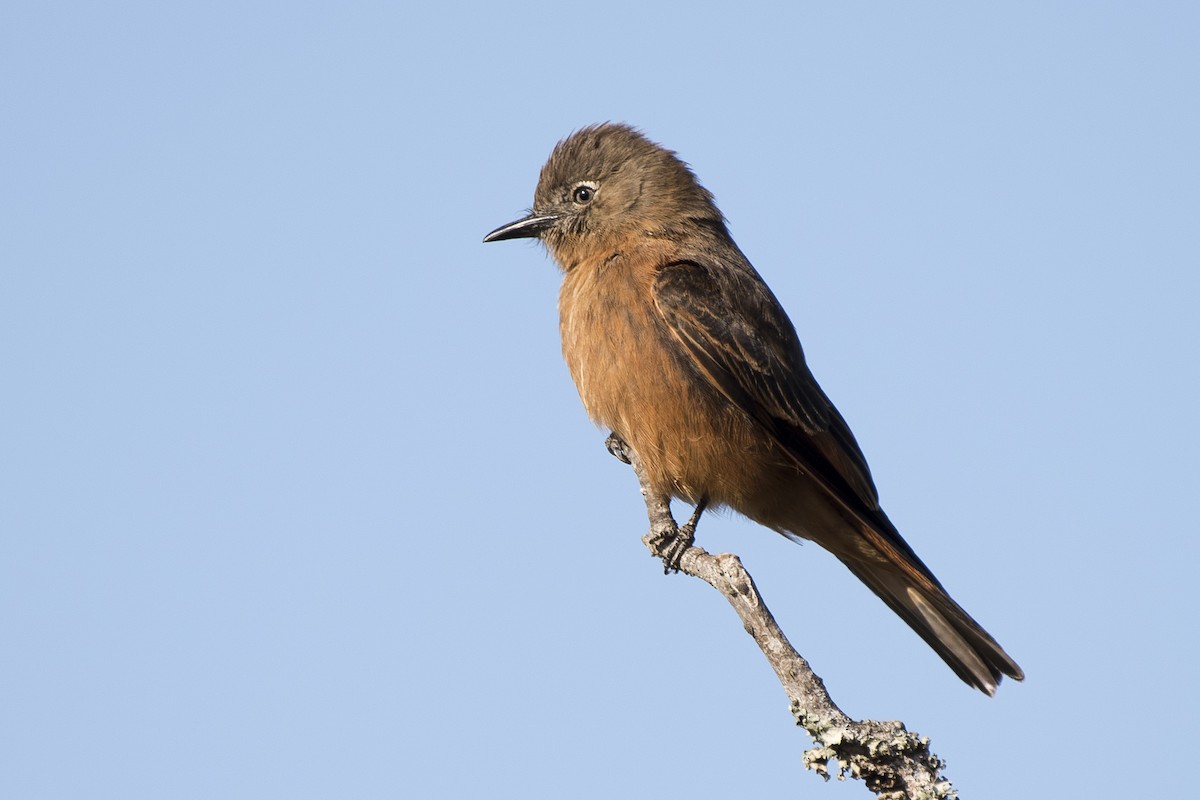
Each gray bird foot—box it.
[649,498,707,574]
[604,432,631,464]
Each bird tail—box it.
[836,555,1024,695]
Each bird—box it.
[483,123,1023,695]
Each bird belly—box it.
[559,260,821,532]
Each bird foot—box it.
[604,432,631,464]
[647,498,707,574]
[648,522,695,574]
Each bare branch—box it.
[620,441,957,800]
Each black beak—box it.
[483,212,559,243]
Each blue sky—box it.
[3,3,1198,798]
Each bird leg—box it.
[604,433,705,573]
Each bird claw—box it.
[648,498,707,574]
[604,432,632,464]
[648,521,696,574]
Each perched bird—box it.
[484,123,1022,695]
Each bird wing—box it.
[653,256,1023,691]
[652,256,885,525]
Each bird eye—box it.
[572,184,595,204]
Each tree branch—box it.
[619,441,956,800]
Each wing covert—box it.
[652,258,882,516]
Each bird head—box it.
[483,123,725,269]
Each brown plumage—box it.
[484,123,1023,695]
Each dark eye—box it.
[572,185,594,204]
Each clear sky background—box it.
[3,3,1198,798]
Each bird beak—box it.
[483,212,559,243]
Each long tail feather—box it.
[837,556,1024,695]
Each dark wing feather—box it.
[653,255,946,584]
[653,256,1024,691]
[653,257,882,516]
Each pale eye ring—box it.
[572,183,596,204]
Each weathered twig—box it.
[618,440,956,800]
